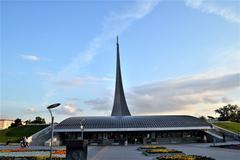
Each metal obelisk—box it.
[111,36,131,116]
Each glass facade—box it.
[58,130,206,145]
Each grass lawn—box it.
[213,121,240,133]
[0,125,49,143]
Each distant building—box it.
[55,37,211,145]
[0,119,14,130]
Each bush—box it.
[9,118,22,128]
[156,155,215,160]
[137,146,166,151]
[144,149,183,154]
[30,117,46,124]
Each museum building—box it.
[54,38,211,145]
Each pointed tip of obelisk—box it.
[111,36,131,116]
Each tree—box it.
[25,120,31,125]
[215,104,240,122]
[236,110,240,122]
[9,118,22,128]
[207,116,215,119]
[230,109,240,122]
[199,116,207,121]
[30,116,46,124]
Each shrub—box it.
[145,149,183,154]
[156,155,215,160]
[137,146,166,150]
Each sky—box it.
[1,0,240,123]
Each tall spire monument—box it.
[111,36,131,116]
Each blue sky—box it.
[1,0,240,123]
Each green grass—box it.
[213,121,240,133]
[0,125,49,143]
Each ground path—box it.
[87,142,240,160]
[1,142,240,160]
[88,146,152,160]
[163,142,240,160]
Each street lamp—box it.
[80,119,84,139]
[47,103,60,160]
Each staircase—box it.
[205,129,223,142]
[213,124,240,141]
[205,125,239,142]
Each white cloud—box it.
[56,0,160,80]
[63,105,76,114]
[52,76,112,89]
[221,97,232,103]
[36,69,113,89]
[185,0,240,23]
[53,46,240,117]
[208,47,240,74]
[88,73,240,117]
[84,97,112,111]
[56,103,82,115]
[20,54,40,61]
[40,0,160,104]
[41,0,240,117]
[54,78,83,89]
[26,107,37,114]
[129,73,239,113]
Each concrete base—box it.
[66,139,88,160]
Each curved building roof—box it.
[55,115,211,132]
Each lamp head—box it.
[47,103,61,109]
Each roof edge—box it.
[55,126,212,132]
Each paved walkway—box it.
[88,146,152,160]
[87,143,240,160]
[163,142,240,160]
[1,142,240,160]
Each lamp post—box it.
[47,103,61,160]
[80,119,84,139]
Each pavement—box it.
[0,142,240,160]
[163,142,240,160]
[88,146,152,160]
